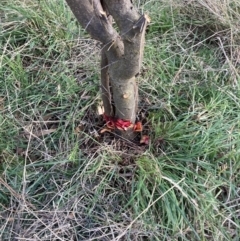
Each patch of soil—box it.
[75,107,150,160]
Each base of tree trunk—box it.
[114,128,138,141]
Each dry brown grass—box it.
[1,0,240,240]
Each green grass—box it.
[1,0,240,240]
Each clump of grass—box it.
[1,0,240,240]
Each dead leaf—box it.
[134,122,143,132]
[140,135,150,145]
[75,121,87,134]
[100,127,113,134]
[0,97,4,111]
[80,90,91,100]
[67,212,75,220]
[36,129,56,137]
[23,125,56,138]
[75,126,82,134]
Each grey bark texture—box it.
[65,0,148,139]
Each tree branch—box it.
[103,0,148,78]
[65,0,118,44]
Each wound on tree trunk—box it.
[65,0,148,140]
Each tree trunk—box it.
[65,0,148,140]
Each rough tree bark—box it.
[65,0,148,140]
